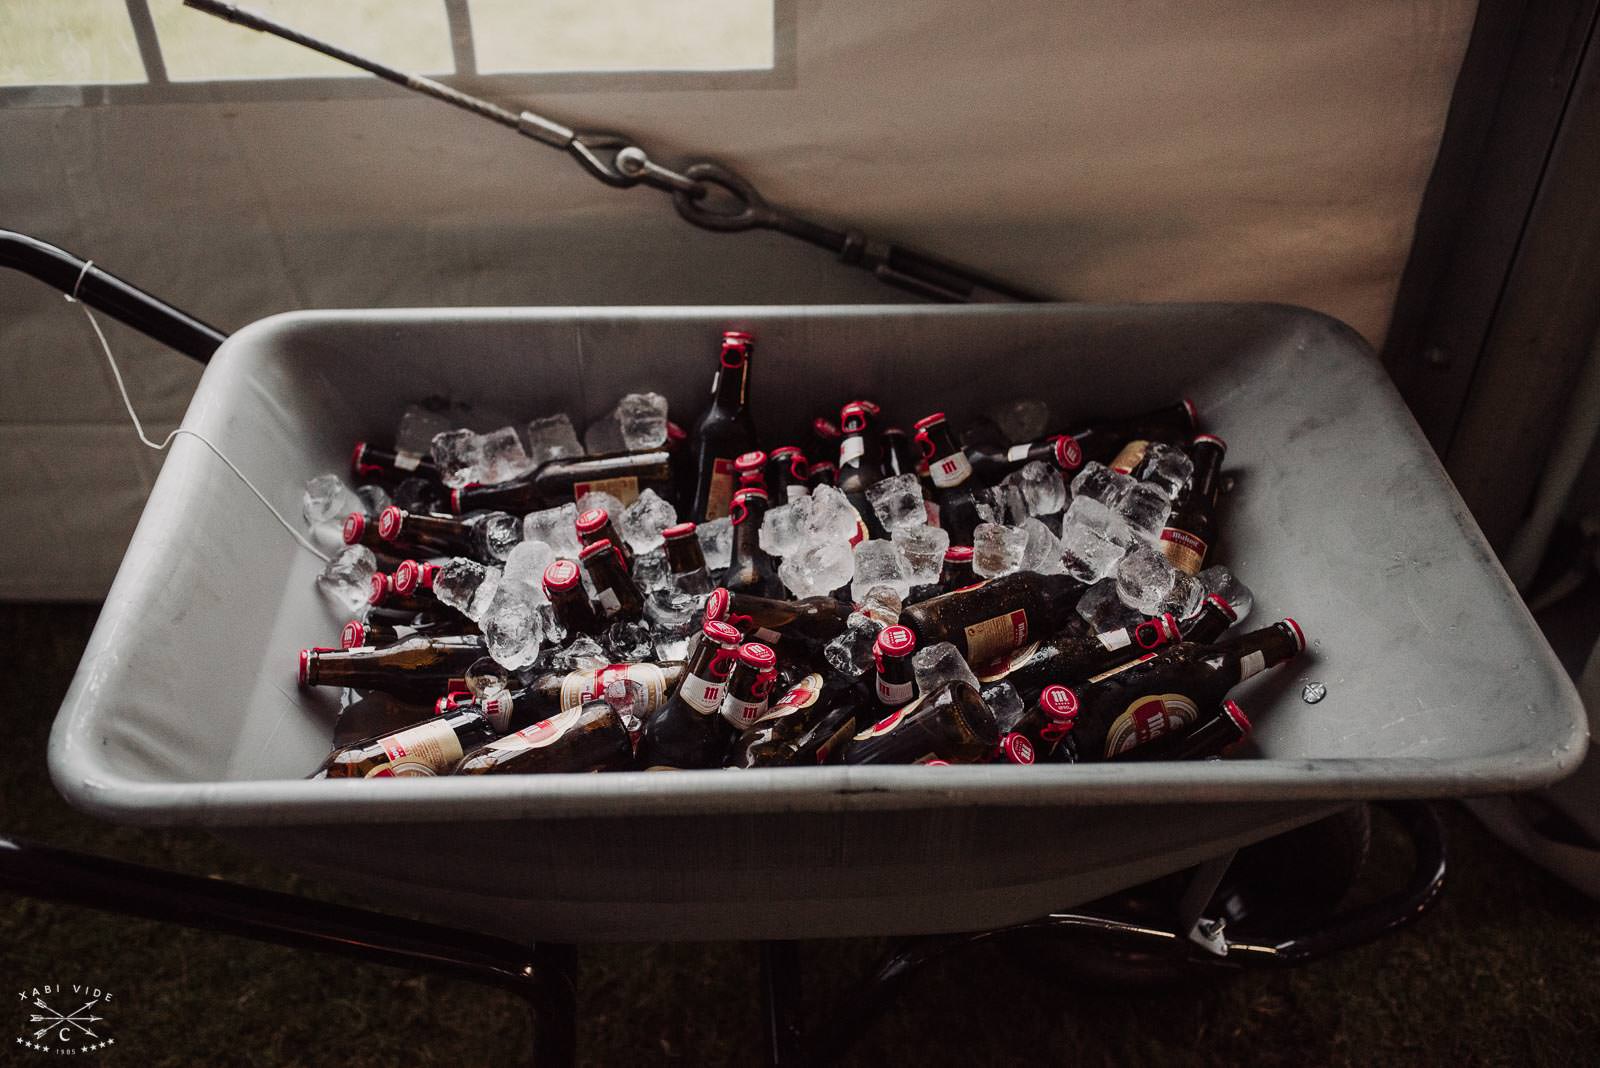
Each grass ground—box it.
[2,603,1598,1066]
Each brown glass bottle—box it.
[636,620,744,769]
[688,330,758,523]
[543,558,603,637]
[1002,684,1081,758]
[331,692,442,747]
[378,506,521,562]
[911,412,984,544]
[837,681,999,765]
[899,571,1087,665]
[723,591,852,645]
[836,400,888,538]
[579,538,645,623]
[881,427,920,480]
[351,440,443,484]
[341,615,473,650]
[968,434,1086,485]
[299,634,488,699]
[1066,619,1303,759]
[978,613,1181,698]
[313,706,494,778]
[734,449,768,491]
[1063,399,1199,465]
[341,510,389,551]
[872,625,918,707]
[939,545,976,591]
[1178,593,1236,643]
[766,446,810,502]
[576,507,633,570]
[662,522,713,595]
[366,571,431,615]
[474,660,686,734]
[1111,699,1251,762]
[449,450,676,515]
[718,642,779,729]
[454,699,634,775]
[725,672,861,768]
[724,487,780,596]
[1157,434,1226,575]
[807,460,838,491]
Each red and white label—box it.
[963,609,1029,664]
[975,641,1040,683]
[559,663,669,711]
[875,675,915,706]
[929,451,974,489]
[838,435,866,467]
[678,672,726,715]
[374,718,463,776]
[1157,528,1207,574]
[1103,692,1200,757]
[720,694,770,729]
[705,459,736,520]
[484,706,582,752]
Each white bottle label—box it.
[929,451,974,488]
[373,718,463,776]
[596,587,622,616]
[393,450,422,471]
[839,435,866,466]
[720,695,769,729]
[1239,650,1266,681]
[679,672,726,714]
[1096,628,1132,651]
[1006,444,1031,462]
[876,675,915,705]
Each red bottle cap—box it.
[340,620,366,649]
[1191,433,1227,453]
[415,562,439,590]
[542,558,581,593]
[297,648,313,685]
[367,572,390,606]
[342,512,366,544]
[1053,436,1084,471]
[392,559,422,595]
[703,618,743,646]
[812,417,841,441]
[874,625,917,659]
[770,445,803,460]
[999,733,1036,764]
[578,539,614,561]
[737,642,777,670]
[1282,618,1306,652]
[704,588,731,623]
[666,421,688,445]
[1131,615,1175,650]
[735,450,767,473]
[1223,699,1251,732]
[1182,397,1200,429]
[912,412,947,431]
[840,401,880,432]
[662,521,697,540]
[350,441,370,475]
[720,330,753,367]
[922,759,952,767]
[377,506,405,541]
[944,545,974,563]
[1205,593,1237,621]
[575,508,610,536]
[1039,685,1079,723]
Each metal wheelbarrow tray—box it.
[47,303,1586,942]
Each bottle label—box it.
[393,450,423,471]
[573,475,641,507]
[750,672,823,726]
[1239,650,1266,681]
[596,587,622,616]
[679,671,728,715]
[720,694,770,729]
[1158,528,1207,574]
[812,714,858,764]
[963,609,1029,664]
[1096,628,1133,651]
[485,706,583,752]
[1006,444,1031,463]
[975,641,1040,683]
[852,693,926,740]
[875,674,915,706]
[925,498,942,527]
[705,458,736,520]
[786,485,808,503]
[559,663,669,711]
[1086,652,1157,684]
[374,718,464,776]
[838,435,866,467]
[929,451,974,489]
[1104,692,1200,757]
[1109,440,1148,475]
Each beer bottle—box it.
[1157,434,1226,575]
[299,634,488,700]
[341,510,389,551]
[967,434,1086,485]
[1179,593,1236,643]
[688,330,758,523]
[331,691,442,747]
[636,620,744,769]
[1107,439,1149,476]
[734,449,768,491]
[810,415,841,457]
[341,615,473,650]
[836,400,888,537]
[806,460,839,491]
[1001,684,1081,758]
[872,625,918,707]
[542,558,603,637]
[449,450,676,515]
[724,487,780,596]
[1066,619,1303,759]
[455,699,634,775]
[900,571,1087,665]
[579,539,645,622]
[351,440,443,484]
[939,544,977,591]
[575,506,633,570]
[881,426,920,480]
[766,447,810,502]
[313,705,495,778]
[719,642,780,729]
[367,571,436,616]
[837,681,999,765]
[662,522,714,595]
[1063,399,1199,465]
[723,591,852,645]
[725,672,860,769]
[911,412,984,545]
[1111,699,1251,762]
[392,560,453,611]
[978,614,1181,697]
[378,506,521,563]
[452,660,686,731]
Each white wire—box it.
[66,261,331,563]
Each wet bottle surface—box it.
[1178,594,1237,644]
[455,698,634,775]
[636,620,744,769]
[1158,434,1227,575]
[580,538,645,623]
[299,634,488,700]
[378,506,521,563]
[576,507,633,570]
[1111,699,1251,762]
[662,522,714,595]
[980,613,1181,698]
[341,615,474,650]
[900,571,1088,665]
[836,400,888,539]
[723,487,780,597]
[726,671,861,768]
[912,412,984,545]
[723,591,852,646]
[314,707,495,778]
[351,440,443,484]
[967,433,1086,485]
[543,558,603,637]
[470,660,687,733]
[331,692,441,747]
[688,330,758,523]
[837,681,999,765]
[1064,399,1199,465]
[449,451,676,515]
[938,545,976,593]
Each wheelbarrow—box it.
[0,230,1584,1065]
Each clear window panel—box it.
[149,0,455,81]
[468,0,773,74]
[0,0,147,87]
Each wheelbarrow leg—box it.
[760,940,805,1067]
[528,942,578,1067]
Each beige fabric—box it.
[0,0,1476,598]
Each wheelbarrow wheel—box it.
[1001,804,1373,990]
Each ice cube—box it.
[500,539,555,599]
[602,619,656,662]
[857,585,903,627]
[1115,482,1173,540]
[1139,442,1194,499]
[466,566,502,624]
[822,612,882,678]
[644,587,701,639]
[778,539,856,599]
[981,681,1026,734]
[804,485,865,544]
[432,557,490,615]
[990,398,1050,443]
[617,392,670,450]
[972,523,1028,578]
[583,410,627,455]
[354,483,391,517]
[1018,517,1065,575]
[1058,496,1134,582]
[865,473,927,533]
[1156,569,1204,619]
[1197,565,1253,622]
[912,641,980,696]
[1115,542,1177,613]
[759,498,811,558]
[522,502,583,558]
[316,545,376,613]
[850,540,913,603]
[618,488,677,554]
[632,548,672,594]
[547,634,607,674]
[697,517,734,571]
[1077,577,1145,633]
[1070,461,1134,507]
[483,585,546,671]
[430,428,483,489]
[396,404,451,462]
[574,490,625,526]
[477,425,533,485]
[478,513,523,562]
[525,413,585,467]
[302,473,360,528]
[892,525,950,585]
[993,477,1030,525]
[465,656,509,699]
[1016,460,1068,517]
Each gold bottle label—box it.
[1103,692,1199,757]
[560,663,669,711]
[705,458,737,519]
[1109,439,1149,475]
[963,609,1029,664]
[1158,528,1207,574]
[1086,651,1157,684]
[370,718,463,776]
[574,475,641,507]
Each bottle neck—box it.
[713,353,751,410]
[1214,622,1301,681]
[1188,442,1226,506]
[665,536,707,575]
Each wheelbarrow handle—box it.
[0,230,227,364]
